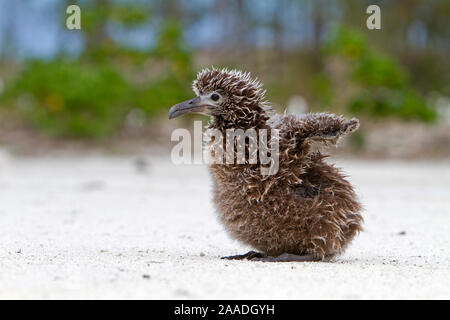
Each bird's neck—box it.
[209,111,269,132]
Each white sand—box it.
[0,154,449,299]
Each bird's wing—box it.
[268,112,359,151]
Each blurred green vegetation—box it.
[317,27,436,122]
[0,0,448,141]
[2,61,130,138]
[1,2,194,138]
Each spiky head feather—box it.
[192,67,272,129]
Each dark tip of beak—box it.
[168,106,179,120]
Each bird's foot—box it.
[221,250,264,260]
[250,253,321,262]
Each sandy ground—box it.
[0,153,449,299]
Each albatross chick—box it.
[169,68,363,262]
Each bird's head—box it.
[169,68,271,129]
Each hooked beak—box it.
[168,96,211,119]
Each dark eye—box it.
[211,93,220,101]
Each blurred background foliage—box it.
[0,0,448,141]
[321,27,436,122]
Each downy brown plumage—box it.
[169,68,363,262]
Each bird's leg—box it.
[251,253,321,262]
[221,250,265,260]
